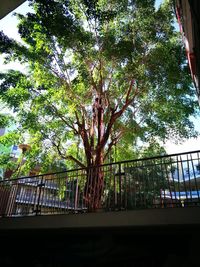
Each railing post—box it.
[114,168,117,209]
[34,176,44,216]
[118,163,122,210]
[74,178,79,212]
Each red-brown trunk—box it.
[84,150,104,211]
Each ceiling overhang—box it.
[0,0,26,20]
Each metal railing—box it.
[0,150,200,217]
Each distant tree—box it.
[0,0,199,209]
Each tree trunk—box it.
[84,150,104,211]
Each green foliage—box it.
[0,113,12,128]
[0,129,21,176]
[0,0,199,174]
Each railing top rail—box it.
[1,149,200,183]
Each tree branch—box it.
[52,140,86,168]
[101,79,138,148]
[50,104,79,134]
[104,131,123,161]
[66,155,86,168]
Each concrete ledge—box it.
[0,207,200,230]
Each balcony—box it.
[0,150,200,218]
[0,150,200,266]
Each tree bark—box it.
[83,80,137,210]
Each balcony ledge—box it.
[0,207,200,231]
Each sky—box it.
[0,0,200,155]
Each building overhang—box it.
[0,0,26,20]
[175,0,200,104]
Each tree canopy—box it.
[0,0,199,176]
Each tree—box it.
[0,0,199,209]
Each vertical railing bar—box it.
[197,151,200,202]
[114,166,117,209]
[31,179,37,215]
[176,156,181,205]
[43,176,48,215]
[62,173,66,213]
[128,163,133,209]
[0,184,3,216]
[79,170,82,210]
[110,164,114,210]
[53,176,56,214]
[84,169,87,210]
[103,165,107,210]
[4,182,9,217]
[40,175,45,214]
[4,183,10,217]
[69,173,73,211]
[17,181,24,216]
[75,174,79,212]
[99,165,103,210]
[84,167,89,209]
[143,160,147,208]
[28,179,34,214]
[143,161,148,208]
[18,181,25,216]
[158,159,166,207]
[76,171,79,211]
[137,161,141,209]
[96,165,102,210]
[48,176,52,214]
[153,159,158,208]
[65,172,69,212]
[180,156,188,204]
[101,166,104,210]
[151,159,156,208]
[131,164,135,209]
[83,169,86,210]
[186,154,192,201]
[124,162,127,210]
[54,175,58,214]
[160,158,165,208]
[104,165,108,210]
[79,169,83,211]
[169,156,177,206]
[190,153,200,202]
[24,180,30,215]
[102,165,105,209]
[26,179,32,215]
[95,165,99,210]
[72,171,76,211]
[55,175,59,214]
[35,175,44,216]
[163,158,173,208]
[91,166,96,210]
[153,160,160,208]
[118,162,122,210]
[53,175,58,214]
[53,175,57,214]
[63,173,67,213]
[88,166,93,210]
[71,174,74,211]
